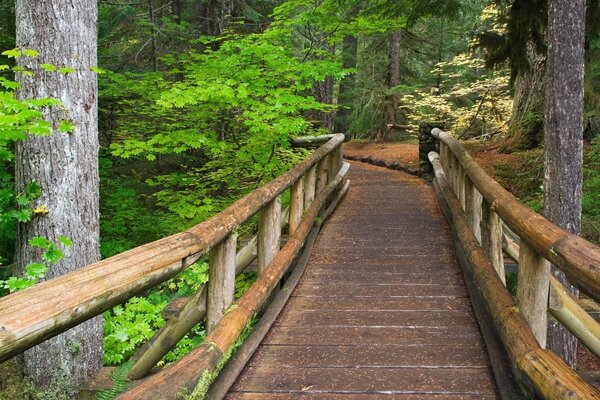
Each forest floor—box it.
[343,139,600,374]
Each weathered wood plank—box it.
[247,344,491,368]
[229,162,497,399]
[231,366,497,395]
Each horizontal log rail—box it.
[117,162,350,399]
[431,128,600,305]
[0,133,346,365]
[428,150,600,399]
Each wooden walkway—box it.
[226,161,499,399]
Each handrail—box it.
[0,133,346,363]
[428,150,600,399]
[431,128,600,304]
[118,162,351,399]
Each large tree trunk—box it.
[15,0,102,390]
[502,43,546,152]
[381,29,402,141]
[544,0,586,367]
[310,44,336,134]
[335,34,358,134]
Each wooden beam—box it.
[207,235,237,333]
[431,128,600,304]
[428,151,600,399]
[303,165,317,210]
[481,198,505,284]
[516,241,550,348]
[549,276,600,359]
[258,198,281,274]
[289,179,304,235]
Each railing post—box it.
[480,198,505,284]
[456,165,467,210]
[289,178,304,235]
[206,234,237,333]
[304,165,317,209]
[464,178,482,242]
[258,197,281,274]
[517,242,551,347]
[418,122,439,181]
[316,158,329,194]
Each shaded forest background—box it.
[0,0,599,395]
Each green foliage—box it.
[95,360,133,400]
[103,295,167,365]
[0,56,75,294]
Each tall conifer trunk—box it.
[15,0,102,390]
[382,29,402,141]
[544,0,586,367]
[503,44,546,151]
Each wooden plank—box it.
[300,272,463,285]
[263,325,483,346]
[294,283,469,298]
[247,344,491,368]
[275,309,477,328]
[207,234,237,333]
[225,394,498,400]
[230,366,496,395]
[286,296,472,312]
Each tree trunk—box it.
[382,29,402,141]
[544,0,586,368]
[148,0,158,72]
[311,44,336,134]
[15,0,102,391]
[502,43,546,152]
[335,34,358,134]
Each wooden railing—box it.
[0,134,348,398]
[427,128,600,399]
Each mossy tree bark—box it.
[380,29,402,141]
[544,0,586,367]
[502,44,546,152]
[336,34,358,134]
[15,0,102,391]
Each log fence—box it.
[428,127,600,399]
[0,134,348,398]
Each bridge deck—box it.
[226,162,499,399]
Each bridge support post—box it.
[418,122,441,181]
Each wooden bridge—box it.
[1,128,600,399]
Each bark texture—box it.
[503,43,546,151]
[544,0,586,367]
[15,0,102,390]
[382,29,402,141]
[335,35,358,134]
